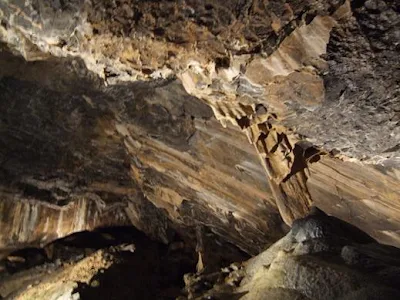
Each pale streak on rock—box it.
[246,16,335,85]
[0,197,127,257]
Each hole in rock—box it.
[72,227,196,300]
[1,222,249,300]
[215,56,230,69]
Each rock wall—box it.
[183,209,400,300]
[0,52,285,256]
[0,0,399,255]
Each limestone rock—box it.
[0,0,399,260]
[184,212,400,300]
[0,51,284,257]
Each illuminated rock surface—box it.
[0,0,399,299]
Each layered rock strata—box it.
[0,0,399,256]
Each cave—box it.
[0,0,399,299]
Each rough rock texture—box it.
[0,50,284,258]
[0,227,202,299]
[183,209,400,300]
[4,210,400,300]
[4,249,113,300]
[0,0,399,260]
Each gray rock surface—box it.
[184,210,400,300]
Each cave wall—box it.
[0,0,399,255]
[0,52,285,256]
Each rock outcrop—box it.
[0,227,200,299]
[0,0,399,266]
[183,209,400,300]
[4,209,400,300]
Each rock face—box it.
[0,0,399,262]
[0,51,284,258]
[183,209,400,300]
[3,210,400,300]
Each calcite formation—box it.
[0,0,399,264]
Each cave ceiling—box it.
[0,0,399,258]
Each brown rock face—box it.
[0,51,284,257]
[0,0,399,260]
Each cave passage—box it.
[0,0,399,299]
[1,226,197,299]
